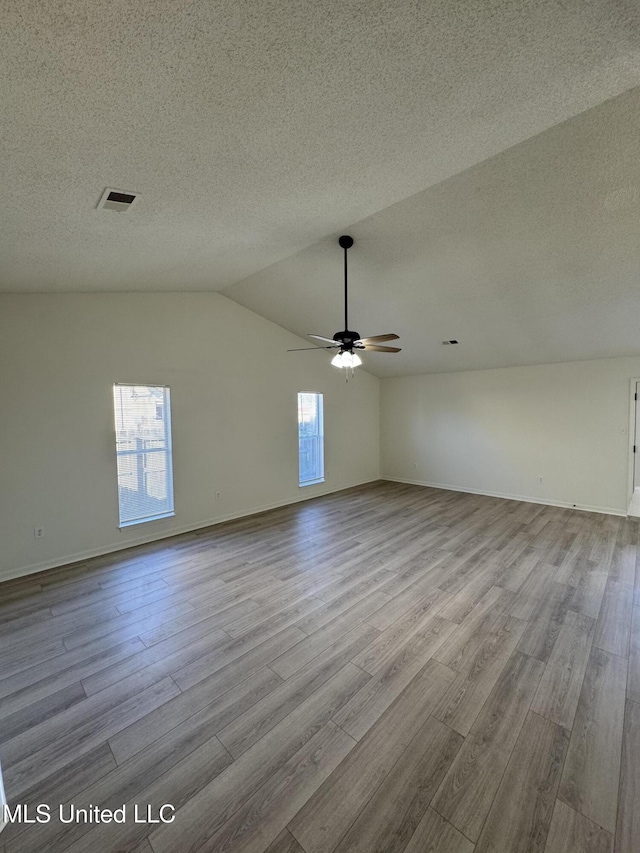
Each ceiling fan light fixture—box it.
[331,350,362,369]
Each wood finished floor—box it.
[0,481,638,853]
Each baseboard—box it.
[0,477,379,584]
[381,476,626,517]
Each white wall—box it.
[381,358,640,516]
[0,293,380,581]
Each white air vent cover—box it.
[97,188,140,212]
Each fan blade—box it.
[355,333,399,344]
[287,346,335,352]
[359,345,401,352]
[308,334,339,345]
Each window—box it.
[298,392,324,486]
[113,384,174,526]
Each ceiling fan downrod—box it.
[339,234,354,334]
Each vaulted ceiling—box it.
[2,1,640,375]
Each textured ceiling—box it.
[225,86,640,376]
[2,1,640,374]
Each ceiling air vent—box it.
[97,188,140,212]
[442,339,459,345]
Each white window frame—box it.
[298,391,325,487]
[113,383,175,528]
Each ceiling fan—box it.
[288,235,401,370]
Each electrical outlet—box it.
[215,492,221,500]
[34,527,44,539]
[539,477,543,484]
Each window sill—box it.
[119,511,175,529]
[299,478,325,488]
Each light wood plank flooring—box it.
[0,481,638,853]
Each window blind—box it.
[113,384,175,526]
[298,392,324,486]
